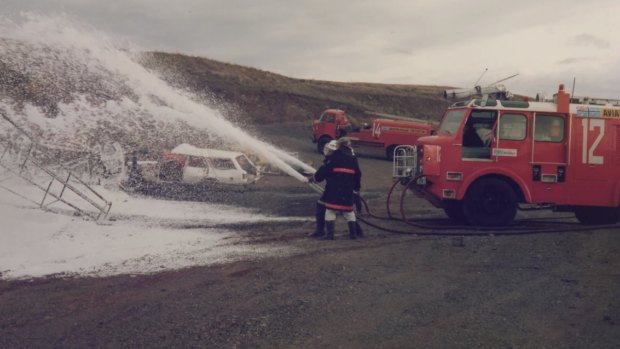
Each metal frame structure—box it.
[0,109,112,220]
[392,145,417,179]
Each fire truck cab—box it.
[404,84,620,226]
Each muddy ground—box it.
[1,122,619,348]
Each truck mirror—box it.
[363,122,371,129]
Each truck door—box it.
[313,111,337,139]
[461,109,497,160]
[492,112,529,162]
[530,113,568,203]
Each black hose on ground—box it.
[354,178,619,236]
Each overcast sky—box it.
[3,0,620,99]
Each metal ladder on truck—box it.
[0,109,112,220]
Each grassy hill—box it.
[0,36,451,124]
[0,40,455,178]
[139,52,451,124]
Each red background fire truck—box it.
[311,109,433,160]
[399,84,620,226]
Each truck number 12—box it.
[581,118,604,165]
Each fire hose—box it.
[305,177,619,236]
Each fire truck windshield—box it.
[438,109,467,135]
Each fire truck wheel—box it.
[574,206,618,225]
[462,178,517,226]
[442,200,466,223]
[317,137,332,154]
[386,145,397,161]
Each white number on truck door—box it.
[581,118,605,164]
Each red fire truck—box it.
[311,109,433,160]
[398,84,620,226]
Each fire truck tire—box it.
[317,137,332,154]
[443,200,466,223]
[462,178,517,226]
[574,206,618,225]
[386,145,397,161]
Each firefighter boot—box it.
[356,221,364,238]
[348,221,357,240]
[323,221,335,240]
[308,202,326,238]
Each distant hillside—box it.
[0,38,453,169]
[0,35,453,182]
[139,52,451,124]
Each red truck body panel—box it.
[312,109,433,158]
[416,86,620,211]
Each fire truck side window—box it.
[499,113,527,141]
[535,115,564,142]
[462,110,497,147]
[461,110,497,159]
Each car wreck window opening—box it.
[210,158,236,170]
[236,155,257,175]
[188,156,208,168]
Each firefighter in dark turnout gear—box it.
[308,140,338,238]
[310,138,362,239]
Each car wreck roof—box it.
[171,143,245,159]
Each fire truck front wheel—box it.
[386,145,397,161]
[462,178,517,226]
[443,200,466,223]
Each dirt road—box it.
[1,123,619,348]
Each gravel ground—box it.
[1,123,619,348]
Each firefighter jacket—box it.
[313,147,361,212]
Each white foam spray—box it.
[0,14,315,181]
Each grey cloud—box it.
[569,33,610,49]
[1,0,619,98]
[556,56,597,65]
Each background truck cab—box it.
[312,108,433,160]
